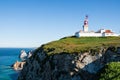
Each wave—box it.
[0,65,12,69]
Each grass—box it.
[36,36,120,55]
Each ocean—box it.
[0,48,33,80]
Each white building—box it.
[75,16,119,37]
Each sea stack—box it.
[12,61,25,71]
[19,50,27,61]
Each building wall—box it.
[76,32,102,37]
[103,33,119,37]
[75,32,119,37]
[83,25,88,32]
[75,32,80,37]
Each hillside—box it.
[18,36,120,80]
[36,36,120,55]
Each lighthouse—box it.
[83,15,88,32]
[75,15,119,37]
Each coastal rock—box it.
[12,61,25,71]
[19,50,27,61]
[12,50,33,71]
[117,47,120,54]
[27,51,32,58]
[18,47,120,80]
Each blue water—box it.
[0,48,33,80]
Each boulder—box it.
[19,50,27,61]
[12,61,25,70]
[27,51,32,58]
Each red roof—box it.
[105,30,113,33]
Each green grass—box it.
[99,62,120,80]
[36,36,120,55]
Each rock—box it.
[12,50,33,71]
[19,50,27,61]
[18,47,120,80]
[12,61,25,71]
[27,51,32,58]
[117,47,120,54]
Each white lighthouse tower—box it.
[83,15,88,32]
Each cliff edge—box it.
[18,37,120,80]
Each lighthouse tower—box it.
[83,15,88,32]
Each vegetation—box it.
[36,36,120,55]
[98,62,120,80]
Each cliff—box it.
[18,37,120,80]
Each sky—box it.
[0,0,120,48]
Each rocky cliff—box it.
[18,46,120,80]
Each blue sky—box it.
[0,0,120,48]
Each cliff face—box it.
[18,47,120,80]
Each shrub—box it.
[99,62,120,80]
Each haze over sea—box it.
[0,48,33,80]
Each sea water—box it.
[0,48,33,80]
